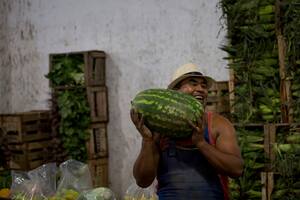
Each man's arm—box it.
[130,109,160,187]
[192,113,244,178]
[133,138,160,187]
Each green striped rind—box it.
[131,88,204,138]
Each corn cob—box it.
[272,189,288,199]
[291,83,300,90]
[286,134,300,143]
[292,91,300,98]
[244,135,264,143]
[293,181,300,189]
[258,5,275,15]
[258,14,274,23]
[245,190,261,198]
[273,143,300,154]
[259,104,273,114]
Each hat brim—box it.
[168,74,215,89]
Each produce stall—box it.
[220,0,300,199]
[0,50,159,200]
[0,50,112,199]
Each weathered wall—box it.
[0,0,228,198]
[0,1,11,113]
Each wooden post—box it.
[261,172,267,200]
[267,172,274,200]
[285,79,294,123]
[229,68,235,114]
[276,0,290,123]
[269,124,276,168]
[264,124,271,170]
[264,124,276,171]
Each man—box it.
[131,63,243,200]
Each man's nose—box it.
[195,84,205,92]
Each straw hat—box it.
[168,63,214,89]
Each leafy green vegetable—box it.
[45,54,91,162]
[46,54,85,87]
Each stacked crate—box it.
[206,81,231,119]
[84,51,109,187]
[230,124,269,199]
[0,111,52,170]
[49,50,109,187]
[263,123,300,200]
[229,123,300,200]
[220,0,300,199]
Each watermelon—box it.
[131,88,204,138]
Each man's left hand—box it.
[188,115,207,148]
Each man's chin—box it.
[197,99,206,105]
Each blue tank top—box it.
[156,127,224,200]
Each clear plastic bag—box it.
[124,180,158,200]
[77,187,116,200]
[55,159,93,199]
[10,163,57,200]
[10,160,94,200]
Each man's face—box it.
[177,77,208,104]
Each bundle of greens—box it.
[220,0,281,123]
[45,54,90,162]
[229,126,265,200]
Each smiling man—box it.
[131,63,244,200]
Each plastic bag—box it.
[77,187,116,200]
[124,180,158,200]
[10,163,57,200]
[10,159,108,200]
[55,159,93,199]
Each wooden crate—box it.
[8,139,53,170]
[264,123,300,170]
[84,51,106,86]
[88,158,108,187]
[87,86,108,122]
[49,50,106,87]
[267,172,300,200]
[0,111,51,143]
[234,123,300,171]
[206,81,230,117]
[86,123,108,159]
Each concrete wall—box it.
[0,0,228,198]
[0,1,11,113]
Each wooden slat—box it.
[85,51,106,86]
[88,158,108,187]
[267,172,274,200]
[229,68,235,114]
[268,124,276,167]
[86,123,108,159]
[206,81,230,116]
[87,86,108,122]
[261,172,267,200]
[0,111,51,143]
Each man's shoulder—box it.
[210,112,233,127]
[210,112,226,120]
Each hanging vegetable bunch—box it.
[271,125,300,200]
[45,54,91,162]
[282,0,300,122]
[229,126,266,200]
[220,0,281,123]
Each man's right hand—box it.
[130,108,159,142]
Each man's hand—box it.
[188,115,207,148]
[130,108,160,142]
